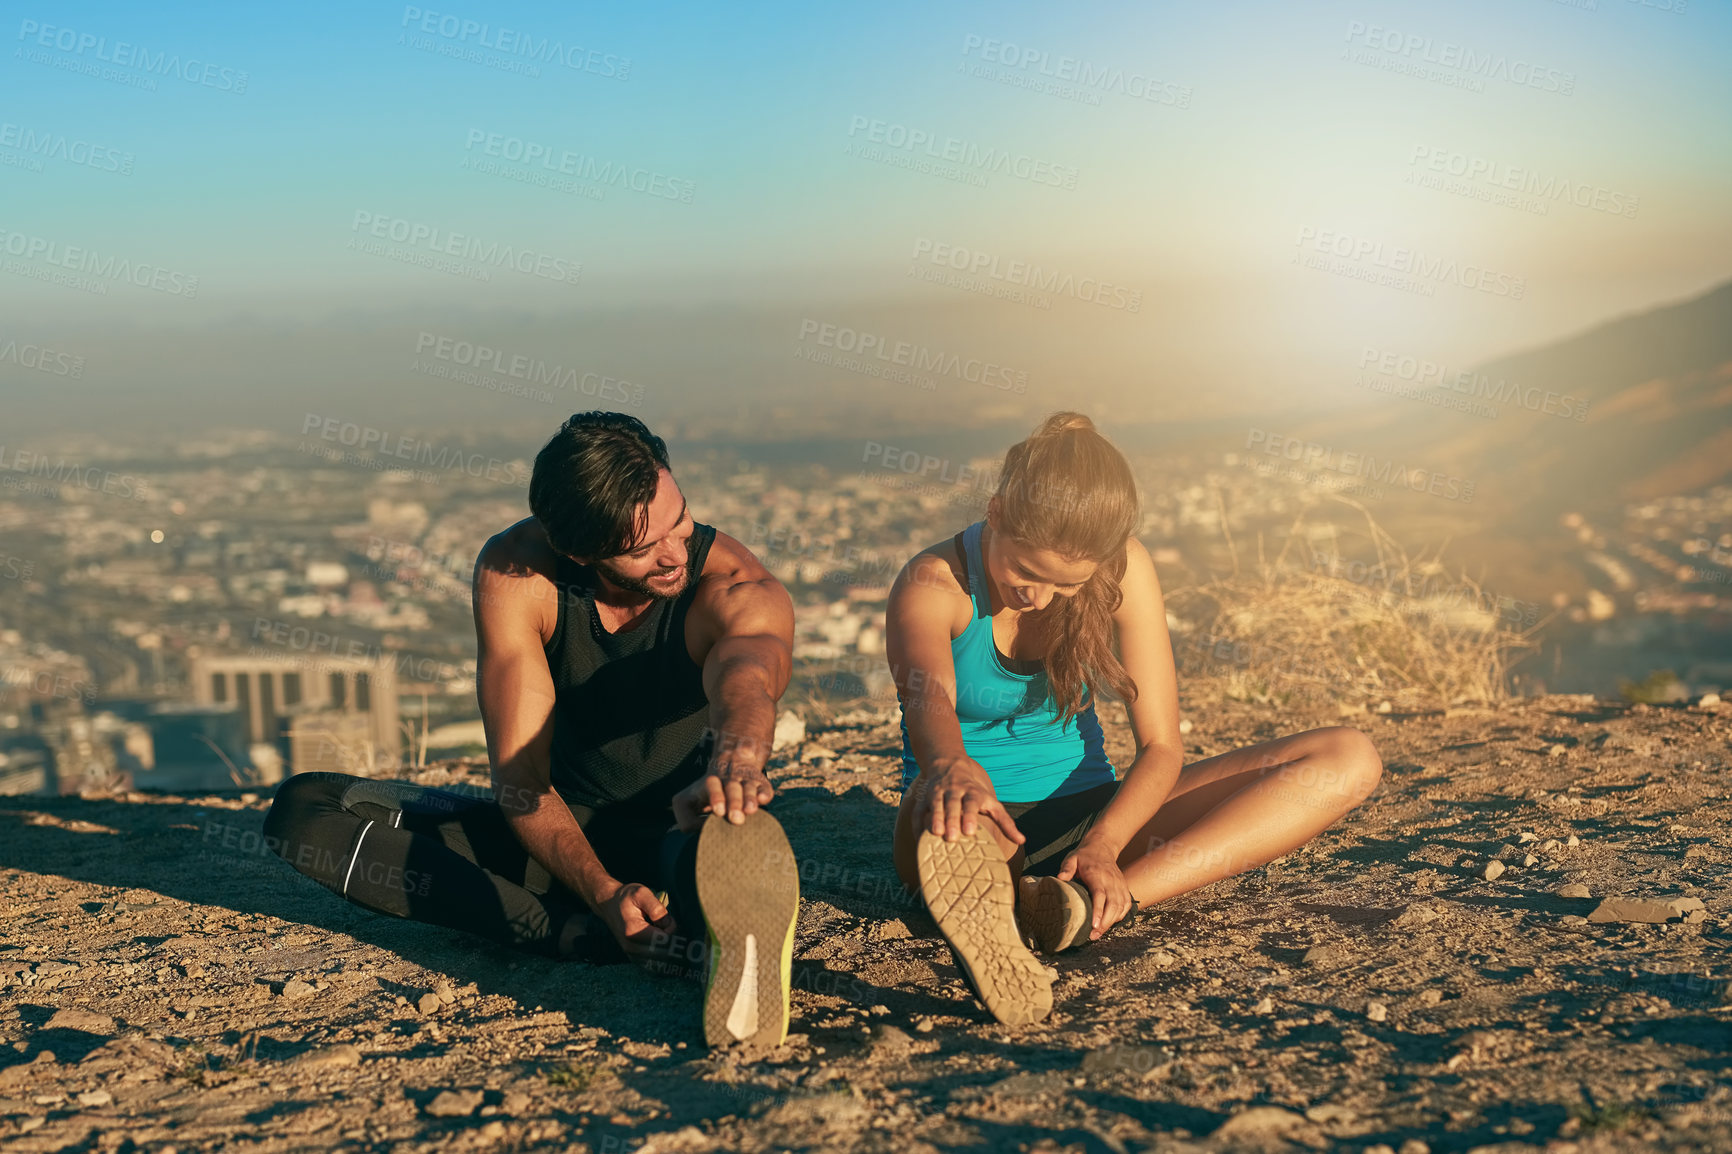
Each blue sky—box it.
[3,0,1729,431]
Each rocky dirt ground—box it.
[2,693,1730,1154]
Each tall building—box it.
[188,652,401,771]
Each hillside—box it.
[1,695,1729,1153]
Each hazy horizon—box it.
[5,1,1729,440]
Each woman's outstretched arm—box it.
[886,549,1025,848]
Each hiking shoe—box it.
[1017,875,1093,954]
[916,826,1053,1026]
[694,810,800,1049]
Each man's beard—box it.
[592,557,689,600]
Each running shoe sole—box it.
[1018,875,1093,954]
[916,826,1053,1026]
[694,811,800,1049]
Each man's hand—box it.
[672,767,774,831]
[913,757,1024,846]
[594,880,675,964]
[1057,838,1133,940]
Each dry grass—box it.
[1165,500,1540,710]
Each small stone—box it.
[1305,1103,1356,1124]
[1547,744,1567,757]
[872,1024,913,1052]
[874,919,912,941]
[1362,1146,1396,1154]
[77,1089,113,1107]
[1684,845,1708,859]
[1522,853,1539,867]
[280,979,317,1001]
[1366,1001,1388,1022]
[1252,996,1274,1014]
[294,1044,362,1070]
[1566,834,1580,847]
[1699,693,1721,707]
[1146,949,1177,967]
[425,1088,484,1118]
[1555,883,1591,898]
[1541,839,1562,851]
[771,712,806,752]
[1301,945,1344,969]
[1561,915,1589,926]
[1214,1106,1306,1140]
[1587,899,1691,924]
[434,981,456,1005]
[1666,897,1706,916]
[914,1018,934,1033]
[1397,1142,1431,1154]
[500,1091,531,1115]
[1178,718,1194,734]
[44,1008,114,1033]
[1481,860,1505,881]
[1685,909,1706,924]
[417,992,443,1015]
[1419,989,1443,1005]
[801,743,839,762]
[1518,831,1540,844]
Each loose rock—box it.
[1366,1000,1388,1022]
[425,1088,484,1118]
[1586,897,1702,924]
[1555,883,1591,898]
[1213,1106,1306,1140]
[44,1008,114,1033]
[280,979,317,1001]
[417,992,444,1015]
[294,1044,362,1071]
[1481,859,1505,881]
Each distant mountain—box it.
[1275,278,1732,529]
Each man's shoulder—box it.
[474,518,566,623]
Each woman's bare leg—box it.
[1118,726,1383,907]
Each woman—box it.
[887,412,1382,1025]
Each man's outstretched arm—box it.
[471,534,671,957]
[675,535,795,828]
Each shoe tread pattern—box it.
[917,827,1053,1026]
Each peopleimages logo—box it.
[16,18,249,92]
[398,6,630,78]
[1342,20,1576,95]
[795,318,1029,393]
[1244,428,1475,503]
[959,35,1192,108]
[911,238,1141,313]
[0,336,84,378]
[0,121,133,175]
[1293,226,1525,300]
[1358,346,1588,422]
[348,212,580,285]
[845,115,1079,190]
[0,227,199,297]
[1406,146,1638,219]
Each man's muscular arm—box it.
[672,534,795,829]
[472,532,669,956]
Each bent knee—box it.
[1317,726,1383,800]
[261,771,352,854]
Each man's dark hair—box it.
[529,412,672,560]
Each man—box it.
[264,412,801,1048]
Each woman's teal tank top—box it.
[897,521,1117,803]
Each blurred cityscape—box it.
[2,428,1729,797]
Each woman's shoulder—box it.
[895,534,967,597]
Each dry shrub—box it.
[1165,501,1538,710]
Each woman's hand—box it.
[1057,838,1133,940]
[914,757,1025,846]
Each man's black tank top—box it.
[543,522,717,812]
